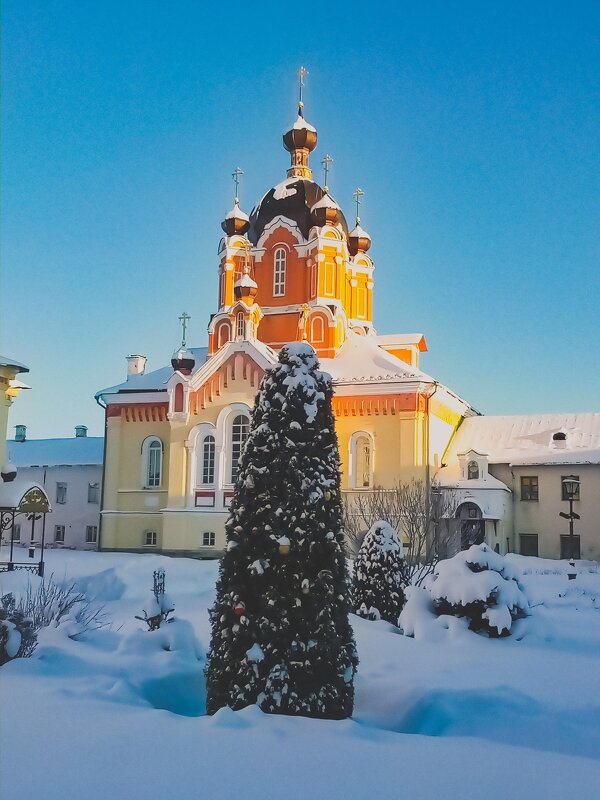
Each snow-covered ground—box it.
[1,547,599,800]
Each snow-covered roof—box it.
[287,114,316,133]
[8,437,104,467]
[225,203,249,222]
[0,478,50,511]
[311,192,341,211]
[235,273,258,289]
[321,332,435,385]
[443,413,600,466]
[375,333,427,352]
[0,355,29,374]
[97,347,208,398]
[349,223,371,241]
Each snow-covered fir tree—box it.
[205,342,358,719]
[352,520,405,623]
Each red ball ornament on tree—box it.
[233,602,246,617]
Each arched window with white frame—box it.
[273,248,286,296]
[311,315,325,343]
[350,432,374,489]
[236,311,245,338]
[201,435,216,485]
[141,437,163,489]
[230,414,250,483]
[468,460,479,480]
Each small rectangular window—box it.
[520,476,538,501]
[85,526,97,544]
[12,523,21,542]
[87,482,100,503]
[144,530,157,547]
[56,482,67,504]
[560,535,580,560]
[202,531,216,547]
[519,533,538,557]
[561,475,580,501]
[54,525,65,543]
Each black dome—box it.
[248,178,349,244]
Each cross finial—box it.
[321,154,333,192]
[178,312,191,348]
[353,187,365,224]
[298,66,308,115]
[232,167,243,204]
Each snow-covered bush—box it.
[0,593,37,665]
[1,576,110,652]
[352,520,405,623]
[206,342,357,719]
[400,544,529,638]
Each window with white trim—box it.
[202,531,216,547]
[236,311,245,338]
[230,414,250,483]
[201,435,216,485]
[144,530,157,547]
[12,523,21,542]
[88,482,100,503]
[273,248,286,296]
[85,526,97,544]
[56,482,67,504]
[146,439,162,488]
[54,525,65,543]
[351,433,374,489]
[468,461,479,480]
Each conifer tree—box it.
[352,520,405,624]
[206,342,358,719]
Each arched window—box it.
[218,322,231,349]
[174,383,184,412]
[351,433,373,489]
[311,316,324,343]
[273,248,286,296]
[236,311,245,338]
[142,438,163,488]
[230,414,250,482]
[201,435,216,485]
[356,436,372,488]
[468,460,479,480]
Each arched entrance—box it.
[455,502,484,550]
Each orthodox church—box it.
[95,90,480,556]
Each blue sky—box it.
[2,0,599,438]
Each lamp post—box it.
[560,475,580,580]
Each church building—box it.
[96,90,476,556]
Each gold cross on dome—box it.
[298,66,308,112]
[321,154,333,192]
[178,312,191,347]
[232,167,243,204]
[353,187,365,224]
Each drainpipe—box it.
[95,392,108,552]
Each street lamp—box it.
[560,475,580,580]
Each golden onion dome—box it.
[348,222,372,256]
[234,266,258,302]
[310,191,342,228]
[283,112,318,155]
[221,201,250,236]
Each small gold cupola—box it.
[222,166,250,236]
[283,67,317,179]
[348,186,372,255]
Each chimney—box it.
[15,424,26,442]
[75,425,88,438]
[126,354,147,379]
[552,431,567,449]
